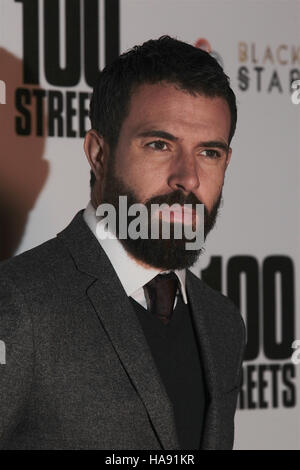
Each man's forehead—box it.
[125,82,231,135]
[129,81,228,106]
[122,103,229,145]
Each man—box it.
[0,36,246,450]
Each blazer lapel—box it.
[57,210,180,450]
[186,269,220,450]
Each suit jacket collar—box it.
[185,270,220,449]
[57,209,220,450]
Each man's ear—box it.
[84,129,109,182]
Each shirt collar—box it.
[83,200,188,303]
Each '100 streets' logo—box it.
[14,0,120,137]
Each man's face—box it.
[108,82,231,211]
[96,82,232,270]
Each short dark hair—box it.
[89,35,237,187]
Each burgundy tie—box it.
[143,272,179,325]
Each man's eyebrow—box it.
[136,130,179,142]
[200,141,229,153]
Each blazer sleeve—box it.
[0,274,34,448]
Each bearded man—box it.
[0,36,246,450]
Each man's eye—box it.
[201,149,221,159]
[146,140,168,151]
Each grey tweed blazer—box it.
[0,209,246,450]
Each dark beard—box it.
[100,161,222,270]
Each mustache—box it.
[144,189,207,212]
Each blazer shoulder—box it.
[0,209,97,310]
[188,268,240,314]
[0,209,89,286]
[0,236,65,278]
[187,269,246,342]
[0,235,77,304]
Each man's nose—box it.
[167,151,200,194]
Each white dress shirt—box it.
[83,200,188,310]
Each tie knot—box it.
[143,272,179,325]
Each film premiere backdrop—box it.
[0,0,299,450]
